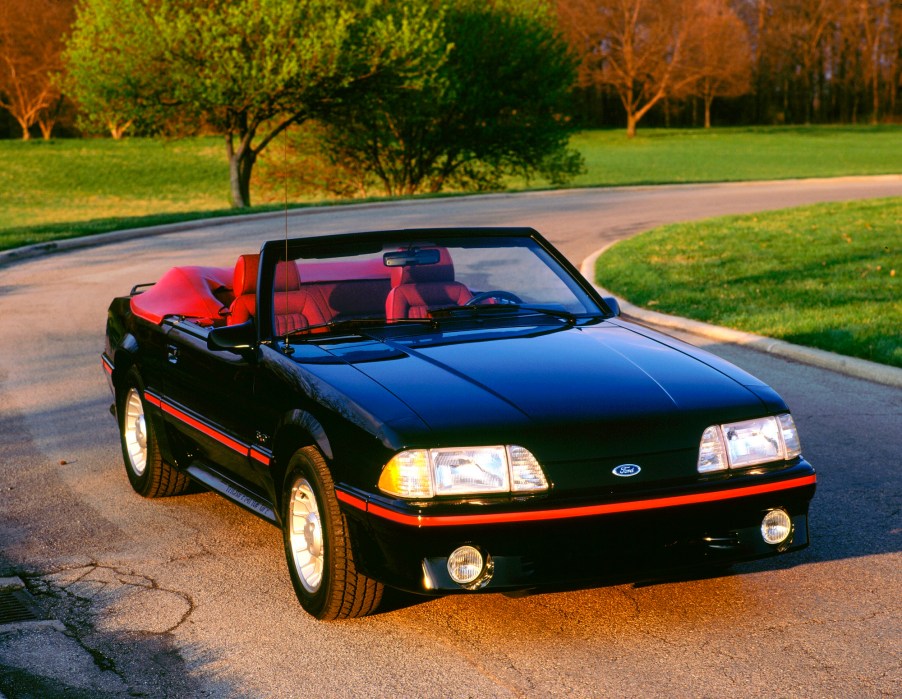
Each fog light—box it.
[761,509,792,545]
[447,546,484,585]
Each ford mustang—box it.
[102,227,816,619]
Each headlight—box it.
[697,413,802,473]
[379,445,549,498]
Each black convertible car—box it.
[102,227,816,619]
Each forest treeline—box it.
[1,0,898,203]
[3,0,898,140]
[559,0,902,130]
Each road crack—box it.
[27,559,197,635]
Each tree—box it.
[0,0,74,140]
[556,0,703,137]
[64,0,443,207]
[781,0,843,123]
[311,0,583,196]
[850,0,897,124]
[62,0,162,139]
[686,0,752,128]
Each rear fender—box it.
[110,336,186,472]
[110,333,139,390]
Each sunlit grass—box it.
[596,198,902,367]
[0,137,229,229]
[3,125,900,250]
[563,125,902,186]
[3,129,899,365]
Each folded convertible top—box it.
[130,265,233,325]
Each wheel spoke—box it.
[124,389,147,475]
[289,479,324,593]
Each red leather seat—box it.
[228,254,329,334]
[385,247,471,320]
[228,254,260,326]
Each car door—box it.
[159,321,265,492]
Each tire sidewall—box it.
[282,448,335,619]
[117,368,156,496]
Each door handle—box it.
[167,345,180,364]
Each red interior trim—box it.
[338,474,817,528]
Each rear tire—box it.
[282,446,383,620]
[118,369,191,498]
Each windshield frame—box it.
[256,227,614,343]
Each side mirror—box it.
[208,320,257,355]
[602,296,621,317]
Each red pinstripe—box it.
[143,391,272,466]
[337,474,817,527]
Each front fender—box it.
[270,409,334,521]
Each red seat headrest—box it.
[233,254,259,296]
[234,254,301,296]
[275,261,301,291]
[391,247,455,287]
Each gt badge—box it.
[612,464,641,477]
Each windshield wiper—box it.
[430,304,582,325]
[283,316,433,339]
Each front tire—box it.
[118,369,190,498]
[282,446,383,620]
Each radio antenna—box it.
[280,124,294,355]
[284,123,290,252]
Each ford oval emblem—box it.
[612,464,641,477]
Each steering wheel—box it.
[465,290,523,306]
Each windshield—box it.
[269,235,605,337]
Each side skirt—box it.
[186,459,277,525]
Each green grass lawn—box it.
[2,127,899,367]
[0,137,238,250]
[1,137,229,228]
[2,125,900,251]
[562,125,902,187]
[596,197,902,367]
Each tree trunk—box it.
[16,118,31,140]
[227,135,257,208]
[704,95,713,129]
[109,120,132,140]
[38,119,54,140]
[626,112,638,138]
[870,66,880,125]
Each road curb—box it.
[581,244,902,389]
[5,175,900,269]
[3,189,899,389]
[0,191,532,269]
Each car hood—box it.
[322,320,778,462]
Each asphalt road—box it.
[1,177,900,697]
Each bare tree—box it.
[767,0,843,122]
[0,0,73,140]
[849,0,896,124]
[685,0,752,127]
[557,0,703,137]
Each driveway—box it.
[0,177,899,697]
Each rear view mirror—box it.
[383,248,441,267]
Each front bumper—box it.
[338,462,816,593]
